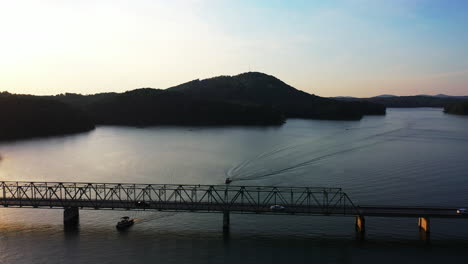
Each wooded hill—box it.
[1,72,386,140]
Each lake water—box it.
[1,108,468,263]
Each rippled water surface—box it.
[1,108,468,263]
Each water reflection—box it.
[1,108,468,262]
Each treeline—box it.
[81,89,285,126]
[444,100,468,115]
[0,92,94,140]
[336,95,466,108]
[0,90,284,141]
[0,72,387,141]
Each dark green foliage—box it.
[0,93,95,140]
[169,72,385,120]
[337,95,465,108]
[370,96,464,108]
[0,72,388,141]
[52,92,118,109]
[87,89,285,126]
[344,101,387,116]
[444,100,468,115]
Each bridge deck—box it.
[2,199,467,219]
[1,181,467,219]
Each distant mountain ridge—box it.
[334,94,468,108]
[422,94,468,99]
[334,94,468,99]
[374,94,397,98]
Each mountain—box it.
[333,96,356,99]
[415,94,465,98]
[0,72,388,141]
[168,72,385,120]
[432,94,468,99]
[374,94,397,98]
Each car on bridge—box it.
[270,205,285,211]
[457,208,468,215]
[135,201,150,208]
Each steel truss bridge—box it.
[0,181,357,215]
[1,181,467,239]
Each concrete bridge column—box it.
[418,217,430,233]
[355,215,365,234]
[64,207,79,226]
[223,211,230,231]
[418,217,431,243]
[418,217,430,241]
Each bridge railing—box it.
[0,181,359,215]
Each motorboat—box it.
[116,216,134,230]
[225,178,232,184]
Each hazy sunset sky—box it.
[1,0,467,97]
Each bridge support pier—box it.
[418,217,430,233]
[223,211,230,231]
[355,215,365,235]
[64,207,79,227]
[418,217,430,241]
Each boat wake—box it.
[135,211,178,224]
[225,125,415,184]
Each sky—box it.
[1,0,467,97]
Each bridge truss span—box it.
[0,181,359,215]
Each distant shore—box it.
[0,72,388,141]
[444,100,468,115]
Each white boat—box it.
[116,216,134,230]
